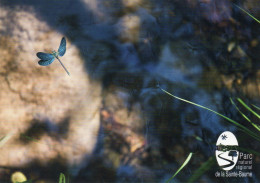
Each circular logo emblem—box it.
[215,131,239,170]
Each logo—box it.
[215,131,239,170]
[215,131,253,178]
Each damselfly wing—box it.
[58,37,66,57]
[37,52,55,66]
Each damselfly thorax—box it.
[51,50,59,57]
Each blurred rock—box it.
[116,165,156,182]
[102,87,145,154]
[0,6,101,170]
[11,171,27,183]
[116,8,159,45]
[171,23,194,39]
[200,0,232,23]
[239,70,260,100]
[122,0,143,10]
[187,0,232,23]
[116,14,141,43]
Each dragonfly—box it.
[36,37,70,76]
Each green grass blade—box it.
[20,133,40,143]
[230,98,251,122]
[234,4,260,24]
[194,135,203,142]
[160,88,260,142]
[252,104,260,110]
[166,153,193,183]
[230,98,260,131]
[0,132,14,148]
[59,173,66,183]
[237,98,260,119]
[187,156,215,183]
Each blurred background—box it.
[0,0,259,182]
